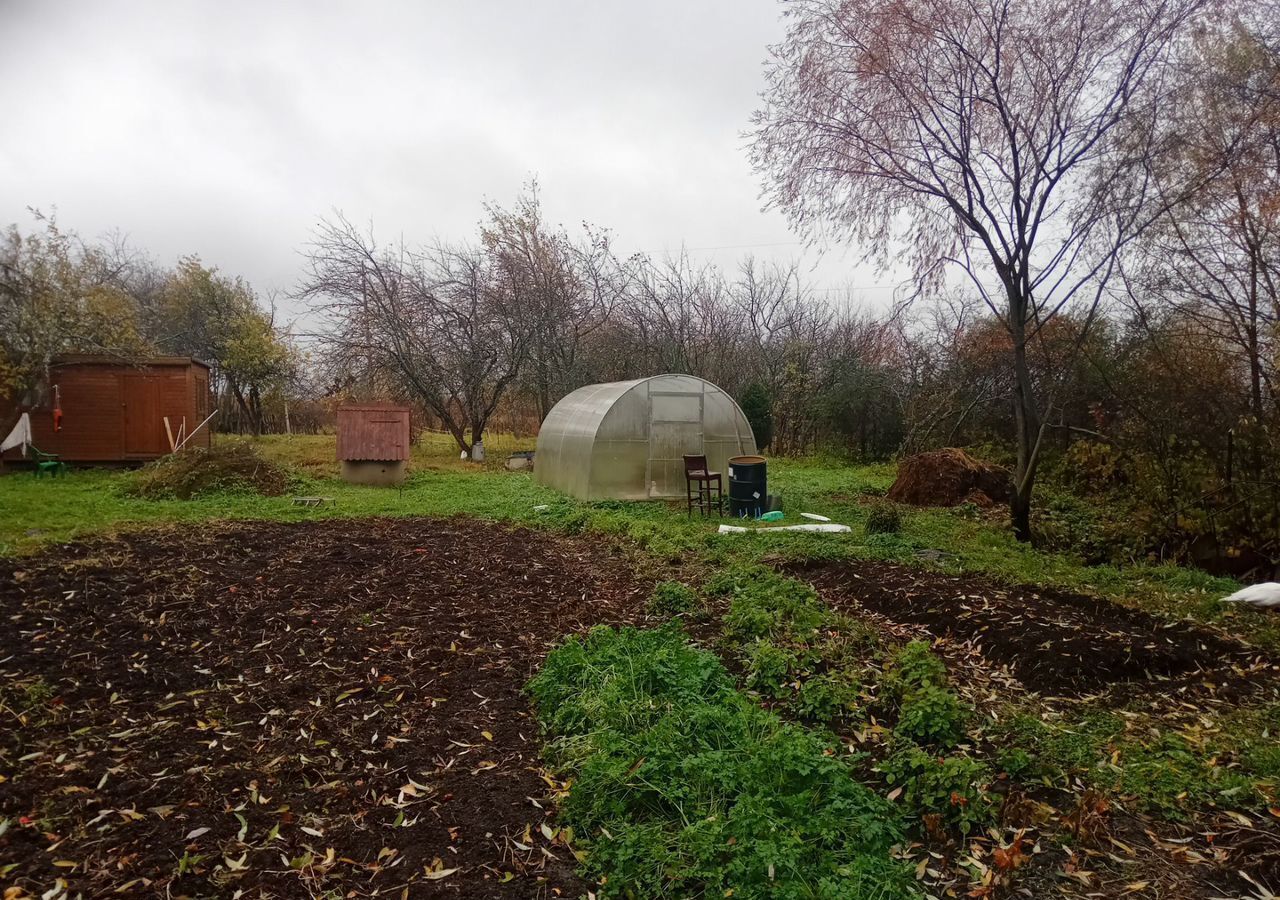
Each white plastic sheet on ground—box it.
[717,523,851,535]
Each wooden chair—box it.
[683,454,723,517]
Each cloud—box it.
[0,0,897,323]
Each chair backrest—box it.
[683,454,708,475]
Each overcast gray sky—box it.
[0,1,895,321]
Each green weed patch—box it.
[528,625,916,899]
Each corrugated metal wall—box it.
[336,405,411,461]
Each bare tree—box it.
[481,184,626,419]
[753,0,1209,539]
[627,252,745,387]
[300,215,530,455]
[1131,16,1280,477]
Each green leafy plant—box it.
[648,580,700,617]
[1099,734,1263,819]
[895,684,967,749]
[884,641,947,701]
[22,677,54,709]
[721,570,832,644]
[989,710,1123,783]
[745,639,798,698]
[795,672,862,723]
[996,747,1036,779]
[175,850,207,876]
[528,625,915,898]
[879,742,995,835]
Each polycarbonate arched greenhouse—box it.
[534,374,757,500]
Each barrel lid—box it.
[729,455,766,464]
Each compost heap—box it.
[886,447,1012,508]
[127,441,290,499]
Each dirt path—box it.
[788,559,1275,699]
[0,518,647,899]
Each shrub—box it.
[648,581,700,617]
[739,382,774,451]
[865,500,902,535]
[528,625,915,898]
[880,742,995,835]
[895,684,968,749]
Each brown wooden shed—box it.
[1,356,212,464]
[336,404,410,485]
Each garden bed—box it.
[0,518,646,898]
[789,559,1276,698]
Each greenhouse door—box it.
[646,390,704,497]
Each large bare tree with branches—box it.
[481,184,626,420]
[300,216,530,456]
[752,0,1210,540]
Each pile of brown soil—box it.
[887,447,1012,507]
[124,439,291,499]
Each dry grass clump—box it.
[125,440,291,499]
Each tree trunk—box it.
[1247,248,1265,479]
[444,420,470,456]
[1009,287,1041,543]
[536,353,551,423]
[1011,487,1033,544]
[248,384,263,437]
[229,381,255,438]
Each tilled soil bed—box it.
[788,559,1274,698]
[0,517,647,899]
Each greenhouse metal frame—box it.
[534,374,757,500]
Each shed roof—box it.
[52,354,211,370]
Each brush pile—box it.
[125,440,290,499]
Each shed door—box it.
[367,416,406,460]
[123,373,165,456]
[646,391,703,498]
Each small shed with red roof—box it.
[336,404,410,485]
